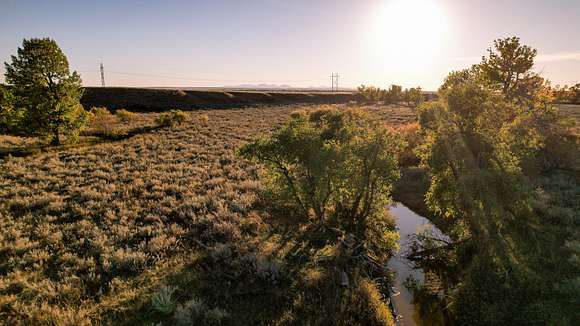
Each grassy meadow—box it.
[0,104,417,325]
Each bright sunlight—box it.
[368,0,448,67]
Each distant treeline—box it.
[552,83,580,104]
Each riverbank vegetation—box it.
[405,37,579,325]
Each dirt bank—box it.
[81,87,360,111]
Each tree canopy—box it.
[411,36,580,325]
[4,38,87,144]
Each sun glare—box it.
[367,0,448,69]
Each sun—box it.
[367,0,448,69]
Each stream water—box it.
[387,203,443,326]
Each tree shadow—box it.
[0,125,164,159]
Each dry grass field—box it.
[0,104,417,325]
[0,102,577,324]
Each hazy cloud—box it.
[453,52,580,63]
[536,52,580,62]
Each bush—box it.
[239,107,402,241]
[396,122,421,166]
[172,297,228,326]
[115,108,136,122]
[89,107,119,137]
[341,279,395,326]
[197,113,209,123]
[157,109,188,127]
[151,286,177,315]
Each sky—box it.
[1,0,579,90]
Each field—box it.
[1,100,578,324]
[0,104,417,325]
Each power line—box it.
[78,69,327,84]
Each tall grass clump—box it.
[115,108,137,122]
[88,106,119,137]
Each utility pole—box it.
[330,73,340,92]
[100,63,105,87]
[330,73,335,92]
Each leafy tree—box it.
[4,38,88,145]
[403,87,424,107]
[478,36,555,105]
[0,84,17,133]
[240,108,402,242]
[411,37,580,325]
[479,36,536,96]
[357,85,386,103]
[553,83,580,104]
[384,84,403,105]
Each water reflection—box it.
[387,203,441,326]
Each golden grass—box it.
[0,104,417,324]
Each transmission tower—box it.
[100,63,105,87]
[330,73,340,92]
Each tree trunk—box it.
[51,130,60,146]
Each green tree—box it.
[4,38,87,145]
[384,84,403,105]
[357,85,386,103]
[0,85,16,133]
[479,36,540,101]
[404,87,424,107]
[240,108,402,243]
[412,38,580,325]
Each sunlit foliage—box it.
[411,36,580,325]
[240,107,402,241]
[358,84,423,107]
[157,109,188,127]
[4,38,88,145]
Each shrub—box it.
[341,279,395,326]
[172,297,228,325]
[157,110,188,127]
[115,108,136,122]
[197,113,209,123]
[396,122,421,166]
[151,286,177,315]
[89,107,119,137]
[239,107,402,241]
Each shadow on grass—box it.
[94,124,164,141]
[0,124,163,160]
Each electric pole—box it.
[100,63,105,87]
[330,73,340,92]
[330,73,335,92]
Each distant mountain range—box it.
[227,83,293,89]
